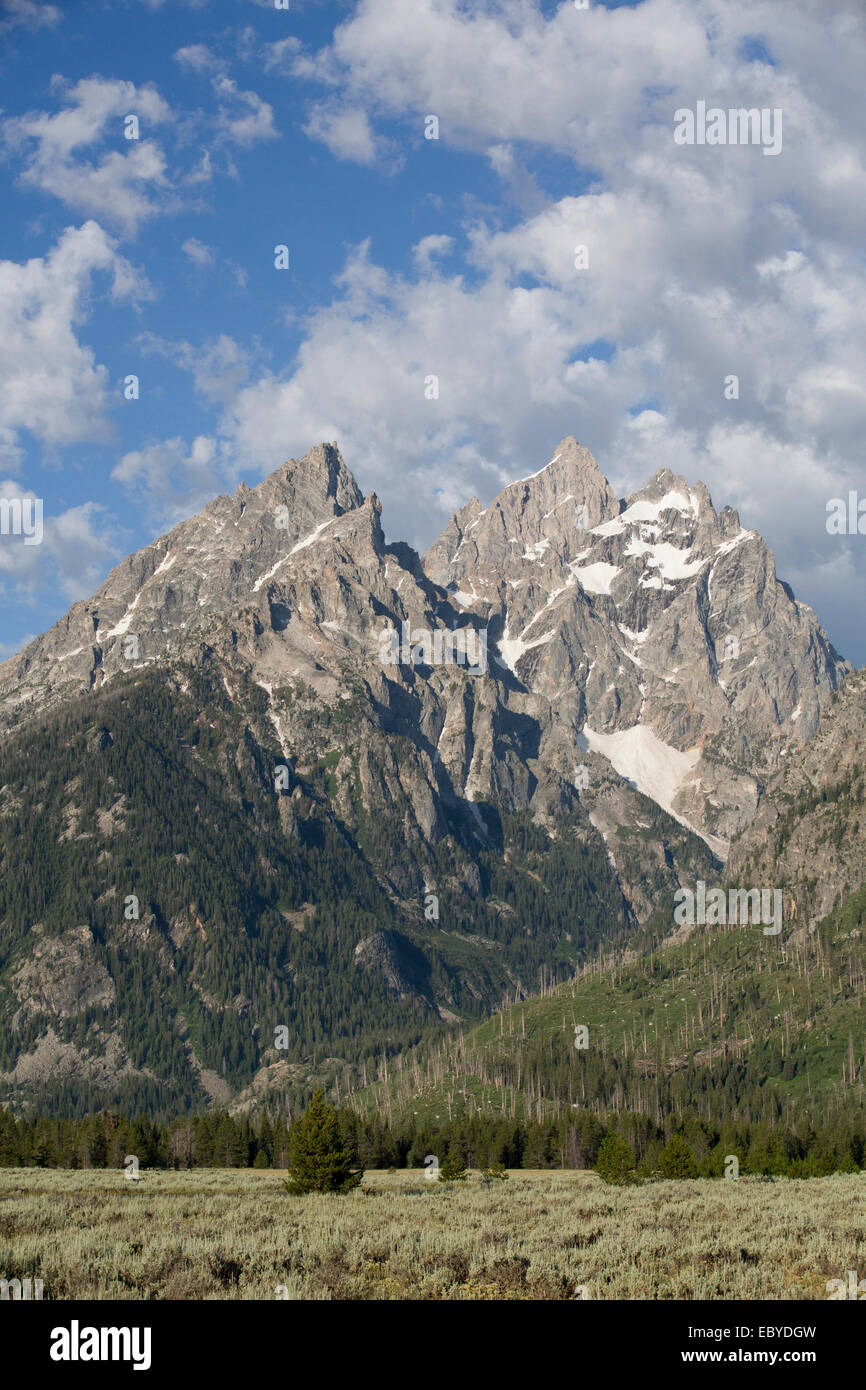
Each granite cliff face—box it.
[0,443,369,723]
[0,438,855,1110]
[426,436,849,857]
[2,437,847,863]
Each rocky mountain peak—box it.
[0,443,370,726]
[423,436,851,856]
[0,436,852,867]
[543,434,609,484]
[275,441,364,514]
[424,439,620,591]
[232,442,364,528]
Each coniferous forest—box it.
[1,1103,862,1180]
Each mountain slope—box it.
[350,670,866,1128]
[728,667,866,927]
[350,884,866,1129]
[0,663,635,1115]
[0,438,854,1115]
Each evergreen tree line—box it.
[0,1102,861,1179]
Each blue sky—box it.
[1,0,864,664]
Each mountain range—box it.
[0,439,860,1118]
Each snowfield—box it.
[578,723,728,860]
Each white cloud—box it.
[138,332,253,404]
[0,0,60,33]
[289,0,704,164]
[212,76,277,147]
[182,237,216,267]
[0,221,148,464]
[111,434,222,525]
[412,234,454,271]
[0,480,120,605]
[3,77,175,234]
[173,44,222,74]
[261,37,303,74]
[3,64,275,241]
[292,0,865,198]
[302,104,381,165]
[174,46,278,148]
[45,501,122,600]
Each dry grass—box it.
[0,1168,863,1300]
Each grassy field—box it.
[1,1168,864,1300]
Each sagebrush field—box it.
[1,1169,863,1300]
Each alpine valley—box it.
[1,439,862,1125]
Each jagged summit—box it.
[424,437,620,591]
[0,436,851,858]
[0,443,370,724]
[220,441,365,536]
[0,434,859,1112]
[510,435,608,487]
[425,437,850,853]
[269,441,365,514]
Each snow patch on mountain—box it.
[579,723,728,858]
[451,587,478,608]
[571,561,621,594]
[521,537,552,561]
[624,537,707,581]
[515,450,562,485]
[621,490,698,523]
[579,723,698,809]
[497,625,556,673]
[103,591,142,638]
[152,552,177,577]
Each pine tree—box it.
[657,1133,698,1179]
[595,1133,638,1185]
[283,1091,363,1195]
[437,1149,468,1183]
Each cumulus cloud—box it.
[0,221,148,465]
[2,76,176,234]
[0,479,120,605]
[182,237,215,267]
[289,0,865,186]
[211,76,277,146]
[173,44,221,74]
[2,65,276,235]
[138,331,253,405]
[111,434,222,526]
[412,234,454,271]
[174,45,278,148]
[303,104,382,166]
[261,37,302,74]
